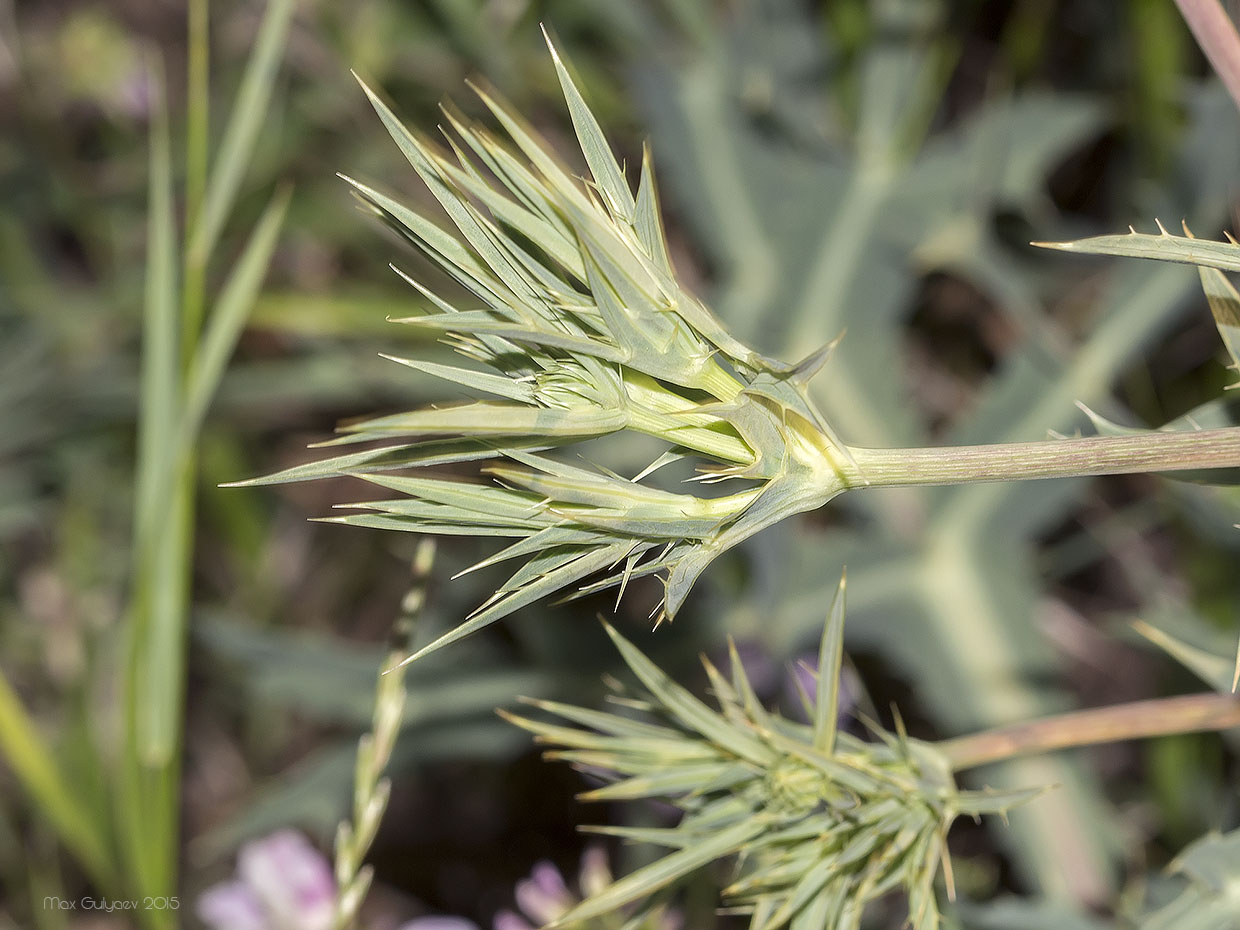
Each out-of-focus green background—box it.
[2,1,1239,928]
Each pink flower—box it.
[400,919,480,930]
[197,830,335,930]
[514,860,573,926]
[495,848,680,930]
[197,881,268,930]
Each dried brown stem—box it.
[939,692,1240,771]
[1174,0,1240,115]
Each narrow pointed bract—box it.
[237,39,856,662]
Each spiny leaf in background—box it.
[955,898,1112,930]
[236,34,861,664]
[1138,828,1240,930]
[954,829,1240,929]
[1043,221,1240,486]
[502,578,1042,930]
[1131,617,1240,694]
[1036,220,1240,384]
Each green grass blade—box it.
[188,0,296,265]
[0,670,117,893]
[182,185,291,445]
[185,0,209,232]
[134,56,180,554]
[130,53,181,757]
[120,55,186,923]
[135,185,289,770]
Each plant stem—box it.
[1173,0,1240,114]
[843,427,1240,488]
[940,692,1240,771]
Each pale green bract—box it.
[502,579,1040,930]
[238,37,855,663]
[1036,220,1240,382]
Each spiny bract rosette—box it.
[502,579,1041,930]
[236,34,856,663]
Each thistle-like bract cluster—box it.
[245,37,854,661]
[504,581,1039,930]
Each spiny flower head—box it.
[238,35,854,662]
[502,580,1041,930]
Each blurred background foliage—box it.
[1,0,1239,928]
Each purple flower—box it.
[197,881,268,930]
[197,830,335,930]
[514,860,573,925]
[493,911,534,930]
[400,919,481,930]
[495,848,680,930]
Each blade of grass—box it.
[185,0,209,234]
[188,0,296,269]
[133,55,180,562]
[181,185,291,450]
[135,188,291,770]
[118,55,184,920]
[124,7,291,915]
[0,670,116,894]
[131,171,288,930]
